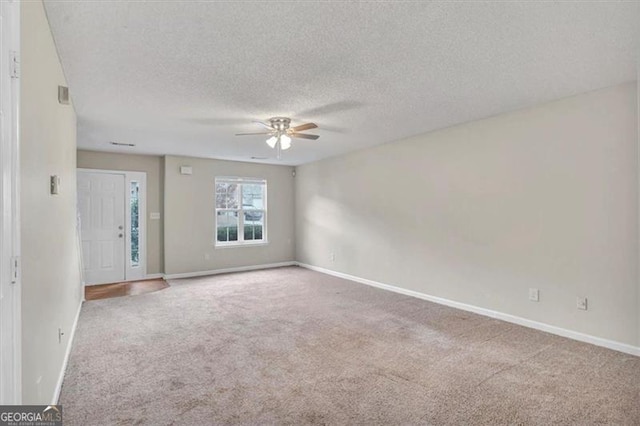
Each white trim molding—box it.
[83,274,165,287]
[52,301,82,405]
[144,273,164,280]
[164,261,296,280]
[0,0,22,405]
[297,262,640,357]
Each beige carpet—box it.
[60,266,640,425]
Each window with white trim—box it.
[130,181,140,266]
[215,177,267,246]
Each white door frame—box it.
[77,169,147,285]
[0,0,22,405]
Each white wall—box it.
[20,0,83,403]
[164,155,295,275]
[296,82,639,347]
[77,150,165,274]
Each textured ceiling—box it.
[44,1,638,165]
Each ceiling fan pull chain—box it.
[276,137,282,160]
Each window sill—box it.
[214,241,269,249]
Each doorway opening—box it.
[77,169,147,286]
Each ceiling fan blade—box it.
[291,122,318,132]
[290,132,320,140]
[252,121,274,130]
[235,132,272,136]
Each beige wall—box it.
[21,1,83,403]
[296,82,639,347]
[164,155,295,275]
[77,150,165,274]
[637,71,640,349]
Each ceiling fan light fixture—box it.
[280,134,292,150]
[266,136,278,148]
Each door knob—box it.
[118,233,123,238]
[118,225,124,230]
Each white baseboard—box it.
[145,273,164,280]
[52,300,83,404]
[84,274,165,287]
[164,261,297,280]
[296,262,640,357]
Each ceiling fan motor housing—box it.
[270,117,291,132]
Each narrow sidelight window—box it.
[130,181,140,266]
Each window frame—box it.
[129,180,141,267]
[214,177,268,248]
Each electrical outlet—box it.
[204,253,210,260]
[577,297,588,311]
[528,288,539,302]
[330,252,335,262]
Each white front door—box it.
[78,172,126,285]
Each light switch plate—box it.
[150,212,161,220]
[58,85,70,105]
[577,297,588,310]
[180,166,192,175]
[50,175,60,195]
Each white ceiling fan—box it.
[236,117,319,160]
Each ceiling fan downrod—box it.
[276,136,282,160]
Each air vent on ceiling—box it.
[58,85,69,105]
[110,141,135,147]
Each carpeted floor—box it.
[60,266,640,425]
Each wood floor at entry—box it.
[85,279,168,301]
